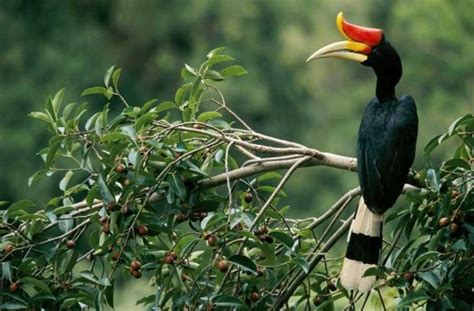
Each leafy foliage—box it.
[1,50,472,310]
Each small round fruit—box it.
[313,296,322,306]
[403,271,415,283]
[99,216,109,224]
[111,251,120,261]
[66,240,76,249]
[438,217,450,228]
[449,222,459,234]
[137,225,149,236]
[217,259,229,272]
[244,192,253,203]
[3,244,14,254]
[193,123,204,129]
[451,190,460,199]
[102,223,111,234]
[122,178,131,187]
[176,212,188,222]
[169,251,177,260]
[131,269,142,279]
[115,163,127,174]
[389,271,397,277]
[250,292,260,302]
[9,282,20,292]
[107,203,117,212]
[206,234,218,247]
[121,205,132,215]
[164,255,175,265]
[327,280,337,291]
[130,259,141,271]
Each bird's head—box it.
[307,12,402,89]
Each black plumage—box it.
[358,40,418,215]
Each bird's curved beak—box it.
[307,12,384,63]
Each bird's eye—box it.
[373,48,381,56]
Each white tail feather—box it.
[340,197,383,292]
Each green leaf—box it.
[269,231,294,248]
[294,256,309,274]
[112,68,122,89]
[7,200,36,216]
[59,171,74,191]
[418,271,440,288]
[207,47,227,59]
[100,132,131,143]
[184,63,197,76]
[362,266,386,278]
[155,101,178,114]
[51,88,65,119]
[204,70,225,81]
[221,65,247,77]
[28,111,51,124]
[398,290,429,307]
[228,255,257,274]
[257,172,282,183]
[81,86,108,97]
[104,65,115,87]
[19,277,51,293]
[167,174,186,200]
[97,175,115,204]
[448,114,472,136]
[197,111,222,122]
[213,295,248,309]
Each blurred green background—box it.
[0,0,472,309]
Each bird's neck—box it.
[375,78,396,101]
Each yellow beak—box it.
[306,40,371,63]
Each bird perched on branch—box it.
[307,12,418,292]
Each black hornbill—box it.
[307,13,418,291]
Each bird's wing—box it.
[358,96,418,213]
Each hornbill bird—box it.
[307,13,418,291]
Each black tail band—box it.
[345,232,382,264]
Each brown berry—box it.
[403,271,415,283]
[102,223,111,234]
[99,216,109,224]
[451,190,460,199]
[3,244,14,254]
[250,292,260,302]
[9,282,20,292]
[176,212,188,222]
[130,259,141,271]
[121,205,132,215]
[137,225,149,236]
[66,240,76,249]
[217,259,229,272]
[131,269,142,278]
[107,202,117,212]
[244,192,253,203]
[115,163,126,174]
[193,123,204,129]
[449,222,459,234]
[206,234,218,247]
[313,296,322,306]
[438,217,450,228]
[327,280,337,291]
[122,178,131,187]
[389,271,397,277]
[111,251,120,261]
[164,255,175,265]
[169,251,178,260]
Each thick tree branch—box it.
[198,152,357,189]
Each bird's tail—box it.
[340,197,383,292]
